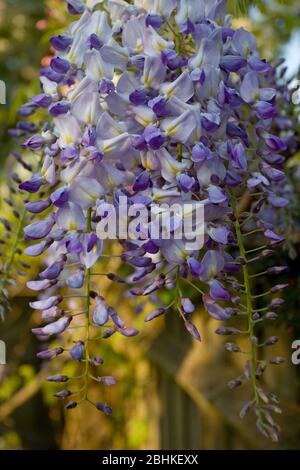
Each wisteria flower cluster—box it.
[4,0,296,440]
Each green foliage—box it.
[227,0,292,15]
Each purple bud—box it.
[265,134,287,152]
[181,298,195,314]
[50,57,70,74]
[192,143,210,163]
[50,186,69,207]
[24,217,55,240]
[31,93,52,108]
[209,280,231,301]
[20,174,45,193]
[270,357,285,365]
[188,257,203,277]
[207,185,227,204]
[99,376,116,386]
[145,14,162,29]
[40,256,66,280]
[50,35,72,51]
[225,342,241,353]
[255,101,277,120]
[92,356,104,365]
[49,101,70,116]
[184,320,201,341]
[37,347,64,360]
[25,239,51,257]
[30,295,63,311]
[143,126,165,150]
[65,401,77,409]
[120,327,139,337]
[93,297,109,326]
[267,266,288,275]
[25,199,51,214]
[70,341,84,361]
[27,279,55,291]
[88,33,103,50]
[96,402,112,415]
[22,135,45,150]
[47,375,69,383]
[32,315,71,336]
[203,295,231,321]
[265,311,278,320]
[265,336,279,346]
[270,284,288,293]
[99,78,115,95]
[221,55,247,72]
[67,269,85,289]
[215,327,241,335]
[133,170,151,191]
[177,173,195,193]
[129,88,148,105]
[144,308,166,322]
[148,96,167,117]
[54,390,72,398]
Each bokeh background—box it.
[0,0,300,450]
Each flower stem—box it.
[230,191,263,420]
[82,208,92,401]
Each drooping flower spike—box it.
[8,0,296,437]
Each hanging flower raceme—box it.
[12,0,295,438]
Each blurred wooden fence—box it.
[149,313,300,450]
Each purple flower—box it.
[31,94,52,108]
[96,403,112,415]
[93,297,109,326]
[49,101,70,116]
[24,217,55,240]
[177,173,195,193]
[25,199,51,214]
[265,134,287,152]
[50,35,72,51]
[88,33,103,50]
[30,296,63,311]
[221,55,247,72]
[32,316,72,336]
[146,14,162,29]
[255,101,277,120]
[66,269,85,288]
[50,57,70,74]
[27,279,55,291]
[231,143,247,171]
[184,321,201,341]
[203,295,232,321]
[209,280,231,301]
[19,174,45,193]
[207,186,227,204]
[40,255,66,280]
[129,88,148,105]
[70,341,84,361]
[143,126,165,150]
[181,298,195,314]
[37,347,64,360]
[133,171,151,191]
[22,135,45,150]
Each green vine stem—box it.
[230,191,263,422]
[82,207,92,402]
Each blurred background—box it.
[0,0,300,450]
